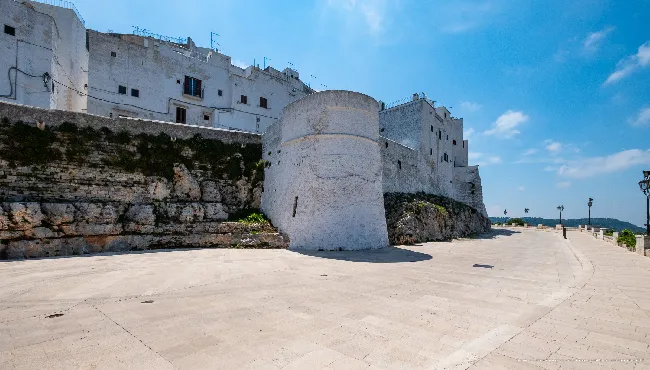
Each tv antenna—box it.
[210,32,220,51]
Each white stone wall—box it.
[262,91,389,250]
[87,31,311,133]
[453,166,487,216]
[30,2,88,113]
[0,0,54,109]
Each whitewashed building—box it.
[1,0,313,133]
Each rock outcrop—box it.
[384,192,491,245]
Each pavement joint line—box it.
[431,232,597,370]
[91,304,178,369]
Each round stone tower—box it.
[262,90,389,250]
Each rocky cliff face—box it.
[0,103,287,259]
[384,193,491,245]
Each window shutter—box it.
[184,76,189,95]
[196,79,202,97]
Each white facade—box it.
[262,91,389,250]
[0,1,88,112]
[379,96,486,216]
[86,31,313,133]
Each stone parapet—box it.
[636,235,650,256]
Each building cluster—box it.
[1,0,486,249]
[1,0,313,133]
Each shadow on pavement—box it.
[473,228,521,239]
[292,246,432,263]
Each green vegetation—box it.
[604,229,614,236]
[617,229,637,250]
[508,218,525,226]
[0,119,263,183]
[239,212,268,224]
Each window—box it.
[118,85,127,95]
[218,89,223,96]
[183,76,202,98]
[204,114,210,121]
[447,135,449,140]
[4,25,16,36]
[240,95,248,104]
[438,130,442,140]
[430,148,432,155]
[463,141,465,148]
[385,142,388,148]
[430,125,433,132]
[111,51,116,57]
[175,107,186,124]
[131,88,139,98]
[260,96,268,109]
[445,113,447,119]
[453,140,457,145]
[398,160,402,170]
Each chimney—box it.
[412,93,419,101]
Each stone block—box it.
[125,205,156,225]
[24,227,57,239]
[173,164,201,200]
[41,203,76,225]
[165,203,204,223]
[60,223,123,236]
[635,235,650,256]
[201,181,221,202]
[8,202,44,230]
[148,178,171,200]
[204,203,228,221]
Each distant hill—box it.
[489,217,645,233]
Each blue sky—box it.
[68,0,650,226]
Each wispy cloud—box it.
[517,186,525,191]
[326,0,389,35]
[583,26,615,52]
[557,149,650,178]
[231,59,250,69]
[522,149,538,156]
[629,107,650,127]
[556,181,572,189]
[460,101,482,112]
[470,152,502,166]
[439,1,495,34]
[463,128,475,140]
[604,41,650,85]
[545,141,562,153]
[484,110,529,138]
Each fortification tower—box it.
[262,91,389,250]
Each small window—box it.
[447,135,449,140]
[430,148,432,155]
[430,125,433,132]
[118,85,127,94]
[398,160,402,170]
[111,51,116,57]
[240,95,248,104]
[183,76,202,98]
[204,114,210,121]
[445,113,447,119]
[177,79,181,84]
[463,141,465,148]
[453,139,456,145]
[385,142,388,148]
[4,25,16,36]
[218,89,223,96]
[260,97,268,109]
[438,130,442,140]
[292,196,299,217]
[175,106,186,124]
[131,88,139,98]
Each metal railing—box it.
[132,26,187,45]
[21,0,86,25]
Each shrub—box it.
[239,212,268,224]
[509,218,525,226]
[617,229,636,250]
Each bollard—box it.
[563,227,567,239]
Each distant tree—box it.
[508,218,525,226]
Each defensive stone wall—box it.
[262,91,389,250]
[0,101,286,259]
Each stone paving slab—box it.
[0,229,649,369]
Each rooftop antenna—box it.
[309,74,317,88]
[288,62,295,69]
[263,57,271,69]
[210,32,220,51]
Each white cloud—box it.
[231,59,249,69]
[460,101,482,112]
[556,181,572,189]
[326,0,388,35]
[543,165,558,172]
[484,110,529,138]
[470,152,502,166]
[517,186,525,191]
[545,141,562,153]
[604,41,650,85]
[557,149,650,179]
[463,128,475,140]
[583,26,615,52]
[629,107,650,126]
[522,149,538,156]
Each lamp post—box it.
[588,198,593,226]
[639,171,650,235]
[557,205,564,225]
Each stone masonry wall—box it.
[0,101,286,259]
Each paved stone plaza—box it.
[1,229,649,369]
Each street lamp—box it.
[639,171,650,235]
[588,198,593,226]
[557,205,564,225]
